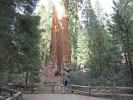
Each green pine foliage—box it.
[110,0,133,85]
[34,3,52,65]
[68,0,79,66]
[69,0,132,86]
[0,0,41,84]
[14,15,41,83]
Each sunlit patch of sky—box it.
[91,0,114,15]
[35,0,114,20]
[51,0,65,19]
[35,0,65,19]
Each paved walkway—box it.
[23,94,112,100]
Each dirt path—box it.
[23,94,112,100]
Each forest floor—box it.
[23,94,112,100]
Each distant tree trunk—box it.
[25,71,29,88]
[124,28,133,85]
[127,52,133,84]
[124,50,133,85]
[8,71,12,82]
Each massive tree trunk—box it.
[41,1,71,81]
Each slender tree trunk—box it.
[125,28,133,85]
[25,71,29,88]
[124,50,133,85]
[127,52,133,84]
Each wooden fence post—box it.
[112,84,118,100]
[88,85,91,96]
[52,84,55,93]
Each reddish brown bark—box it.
[41,2,71,81]
[51,7,63,76]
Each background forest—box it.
[0,0,133,87]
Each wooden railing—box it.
[0,87,22,100]
[37,85,62,94]
[6,92,22,100]
[71,85,133,99]
[22,82,65,94]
